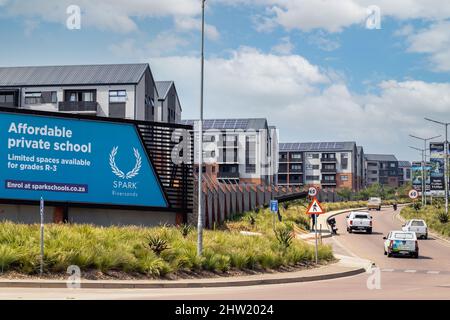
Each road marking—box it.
[381,269,394,272]
[404,270,417,273]
[427,271,440,274]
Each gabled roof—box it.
[365,154,398,162]
[279,141,356,152]
[0,63,149,86]
[180,118,268,130]
[155,81,174,99]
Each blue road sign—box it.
[270,200,278,213]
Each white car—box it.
[346,211,373,234]
[383,231,419,258]
[402,219,428,239]
[367,197,382,211]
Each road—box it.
[1,207,449,300]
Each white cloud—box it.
[404,21,450,72]
[271,37,294,55]
[150,47,450,159]
[174,17,220,41]
[2,0,201,32]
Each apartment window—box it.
[307,153,319,159]
[0,92,15,104]
[279,153,287,160]
[306,175,320,181]
[306,164,319,170]
[24,92,42,104]
[341,153,349,170]
[245,136,256,173]
[323,175,336,181]
[24,91,57,104]
[291,153,302,159]
[323,164,336,170]
[390,163,396,168]
[341,175,349,181]
[109,90,127,103]
[406,169,411,179]
[371,170,378,174]
[291,164,302,170]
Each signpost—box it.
[306,197,325,264]
[408,189,419,200]
[39,197,44,275]
[270,200,279,229]
[308,186,318,198]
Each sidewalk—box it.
[0,259,367,289]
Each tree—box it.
[337,187,352,201]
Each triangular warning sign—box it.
[306,197,325,215]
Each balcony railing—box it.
[58,101,99,113]
[217,171,240,179]
[321,168,337,173]
[320,157,337,162]
[321,179,337,185]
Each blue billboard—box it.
[0,112,168,208]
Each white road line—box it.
[426,271,440,274]
[404,270,417,273]
[381,269,394,272]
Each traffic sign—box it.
[308,187,318,197]
[306,197,325,215]
[270,200,278,213]
[408,189,419,200]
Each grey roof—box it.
[180,118,268,130]
[398,160,412,167]
[279,141,356,152]
[0,63,149,86]
[365,154,398,162]
[155,81,174,99]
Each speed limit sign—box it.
[308,187,318,197]
[408,189,419,200]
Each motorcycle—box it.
[328,217,338,235]
[393,203,398,211]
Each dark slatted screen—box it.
[136,123,194,215]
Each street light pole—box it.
[409,134,441,205]
[197,0,206,257]
[425,118,449,219]
[409,146,429,206]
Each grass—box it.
[0,220,333,276]
[401,204,450,238]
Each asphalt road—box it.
[1,207,449,300]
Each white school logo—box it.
[109,146,142,179]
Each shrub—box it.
[274,226,294,249]
[438,212,449,224]
[148,235,169,256]
[178,224,193,238]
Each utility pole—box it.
[409,146,429,206]
[425,118,449,218]
[409,134,441,205]
[197,0,206,257]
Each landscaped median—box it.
[400,204,450,238]
[0,217,334,280]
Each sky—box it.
[0,0,450,161]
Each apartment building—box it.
[155,81,182,123]
[365,154,399,187]
[398,161,412,186]
[181,118,278,185]
[278,142,360,190]
[0,63,178,122]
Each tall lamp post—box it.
[197,0,206,257]
[409,146,429,206]
[409,134,441,205]
[425,118,450,218]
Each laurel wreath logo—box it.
[109,146,142,179]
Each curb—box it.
[0,265,366,289]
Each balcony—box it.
[321,179,337,185]
[321,168,337,173]
[320,157,337,163]
[58,101,99,113]
[217,171,240,179]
